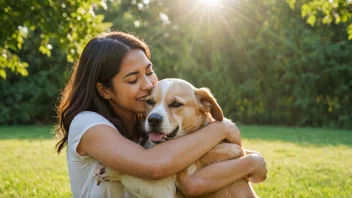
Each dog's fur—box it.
[94,78,258,198]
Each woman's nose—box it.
[141,76,154,91]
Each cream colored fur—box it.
[93,78,258,198]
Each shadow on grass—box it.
[0,126,54,140]
[239,125,352,147]
[1,125,351,147]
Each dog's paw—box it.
[93,164,122,185]
[223,119,242,146]
[215,143,244,159]
[93,165,109,185]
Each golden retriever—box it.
[94,78,258,198]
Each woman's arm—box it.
[177,153,267,197]
[78,121,235,180]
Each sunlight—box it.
[201,0,219,7]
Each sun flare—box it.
[201,0,220,7]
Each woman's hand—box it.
[177,151,266,196]
[246,150,267,183]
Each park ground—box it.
[0,125,351,198]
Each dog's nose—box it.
[148,113,163,127]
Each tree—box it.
[287,0,352,39]
[0,0,111,79]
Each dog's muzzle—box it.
[148,126,179,144]
[167,126,178,139]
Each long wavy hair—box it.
[55,32,150,153]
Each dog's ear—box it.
[195,88,223,121]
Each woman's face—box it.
[106,49,158,120]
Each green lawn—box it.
[0,125,351,198]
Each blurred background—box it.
[0,0,351,197]
[1,0,351,128]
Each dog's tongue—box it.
[148,132,165,142]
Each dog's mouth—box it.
[148,126,179,144]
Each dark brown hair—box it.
[55,32,150,153]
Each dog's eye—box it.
[146,99,155,105]
[169,101,183,108]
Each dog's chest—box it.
[122,174,177,198]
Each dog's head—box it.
[144,78,223,143]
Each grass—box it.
[0,125,351,198]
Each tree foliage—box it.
[0,0,351,128]
[287,0,352,39]
[0,0,110,79]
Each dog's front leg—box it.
[93,164,122,185]
[197,143,245,168]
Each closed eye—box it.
[146,71,154,76]
[128,79,138,84]
[146,66,155,76]
[146,99,155,105]
[169,101,183,108]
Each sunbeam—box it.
[201,0,220,7]
[190,8,207,53]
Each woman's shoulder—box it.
[73,111,110,122]
[75,110,106,119]
[70,111,116,133]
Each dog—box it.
[94,78,258,198]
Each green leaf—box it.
[323,15,332,24]
[17,66,28,77]
[286,0,296,9]
[307,15,316,26]
[348,24,352,40]
[0,69,6,79]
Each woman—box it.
[55,31,267,197]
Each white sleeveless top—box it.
[67,111,132,198]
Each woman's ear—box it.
[195,87,223,121]
[96,82,112,99]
